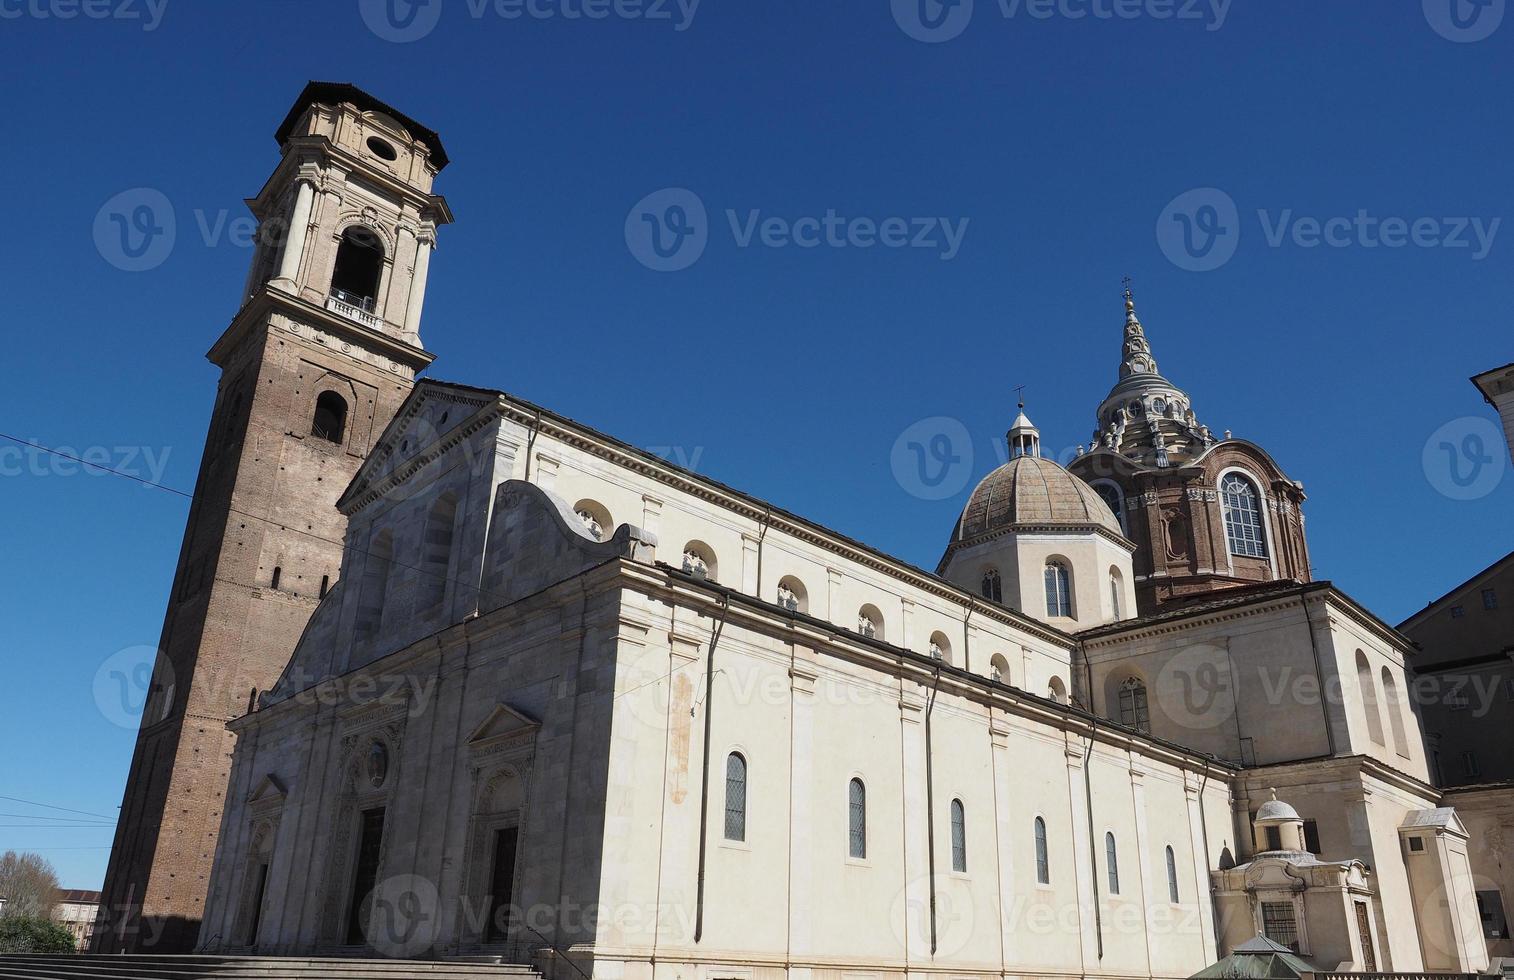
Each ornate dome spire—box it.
[1090,288,1215,467]
[1007,401,1041,459]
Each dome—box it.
[953,454,1123,541]
[1255,793,1301,825]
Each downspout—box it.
[754,507,772,600]
[924,660,943,955]
[521,409,542,483]
[1084,716,1104,961]
[692,594,731,944]
[1196,765,1222,953]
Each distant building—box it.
[1473,362,1514,466]
[53,890,101,950]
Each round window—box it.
[366,136,398,161]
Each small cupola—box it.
[1253,789,1306,854]
[1007,403,1041,459]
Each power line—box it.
[0,797,115,821]
[0,813,115,823]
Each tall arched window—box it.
[1034,817,1050,884]
[724,753,747,842]
[417,493,457,614]
[1382,667,1410,758]
[848,778,867,859]
[1109,568,1123,619]
[1094,482,1124,530]
[1044,560,1072,618]
[1221,473,1268,558]
[330,226,385,312]
[950,799,967,873]
[1356,650,1384,745]
[1105,832,1120,894]
[311,391,348,444]
[356,529,393,639]
[1165,845,1180,903]
[1118,677,1151,733]
[981,567,1003,603]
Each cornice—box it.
[207,286,434,373]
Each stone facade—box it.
[95,83,451,953]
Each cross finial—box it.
[1014,384,1027,409]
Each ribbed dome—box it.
[1255,793,1301,825]
[954,455,1122,541]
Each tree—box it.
[0,916,76,954]
[0,851,61,919]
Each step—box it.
[0,959,541,980]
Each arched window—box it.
[270,566,282,591]
[1094,482,1124,530]
[330,226,385,312]
[1048,676,1068,705]
[418,493,457,614]
[1109,568,1123,619]
[981,567,1003,603]
[857,605,883,641]
[928,631,952,665]
[1382,667,1409,758]
[1034,816,1050,884]
[776,576,807,613]
[1044,560,1072,618]
[950,799,967,873]
[848,778,867,859]
[1105,832,1120,894]
[1118,677,1150,733]
[356,529,393,639]
[681,541,716,582]
[1221,473,1269,558]
[312,391,348,444]
[572,500,611,542]
[724,753,747,842]
[989,653,1010,684]
[1165,845,1180,903]
[1356,651,1384,745]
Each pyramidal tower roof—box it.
[1090,289,1216,468]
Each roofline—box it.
[344,379,1079,649]
[276,81,449,170]
[1397,548,1514,632]
[1472,361,1514,403]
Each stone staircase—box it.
[0,955,542,980]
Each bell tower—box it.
[96,82,452,953]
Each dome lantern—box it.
[1007,403,1041,459]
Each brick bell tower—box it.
[96,82,452,952]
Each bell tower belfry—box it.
[96,83,452,953]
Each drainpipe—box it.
[753,507,772,599]
[692,595,731,944]
[521,409,542,483]
[1084,717,1105,961]
[1196,765,1222,954]
[1299,590,1337,756]
[924,661,943,955]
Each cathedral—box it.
[95,83,1510,979]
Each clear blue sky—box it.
[1,0,1510,890]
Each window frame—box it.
[950,798,967,874]
[1034,816,1050,885]
[848,778,867,860]
[723,752,748,843]
[1044,560,1072,618]
[1220,472,1270,559]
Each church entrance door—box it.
[345,807,387,946]
[486,826,518,943]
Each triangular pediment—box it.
[466,703,541,746]
[338,379,502,512]
[247,774,287,805]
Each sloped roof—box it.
[1189,935,1321,979]
[276,81,449,169]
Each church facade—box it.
[100,83,1508,977]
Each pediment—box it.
[247,773,287,806]
[466,702,541,747]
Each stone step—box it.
[0,957,540,980]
